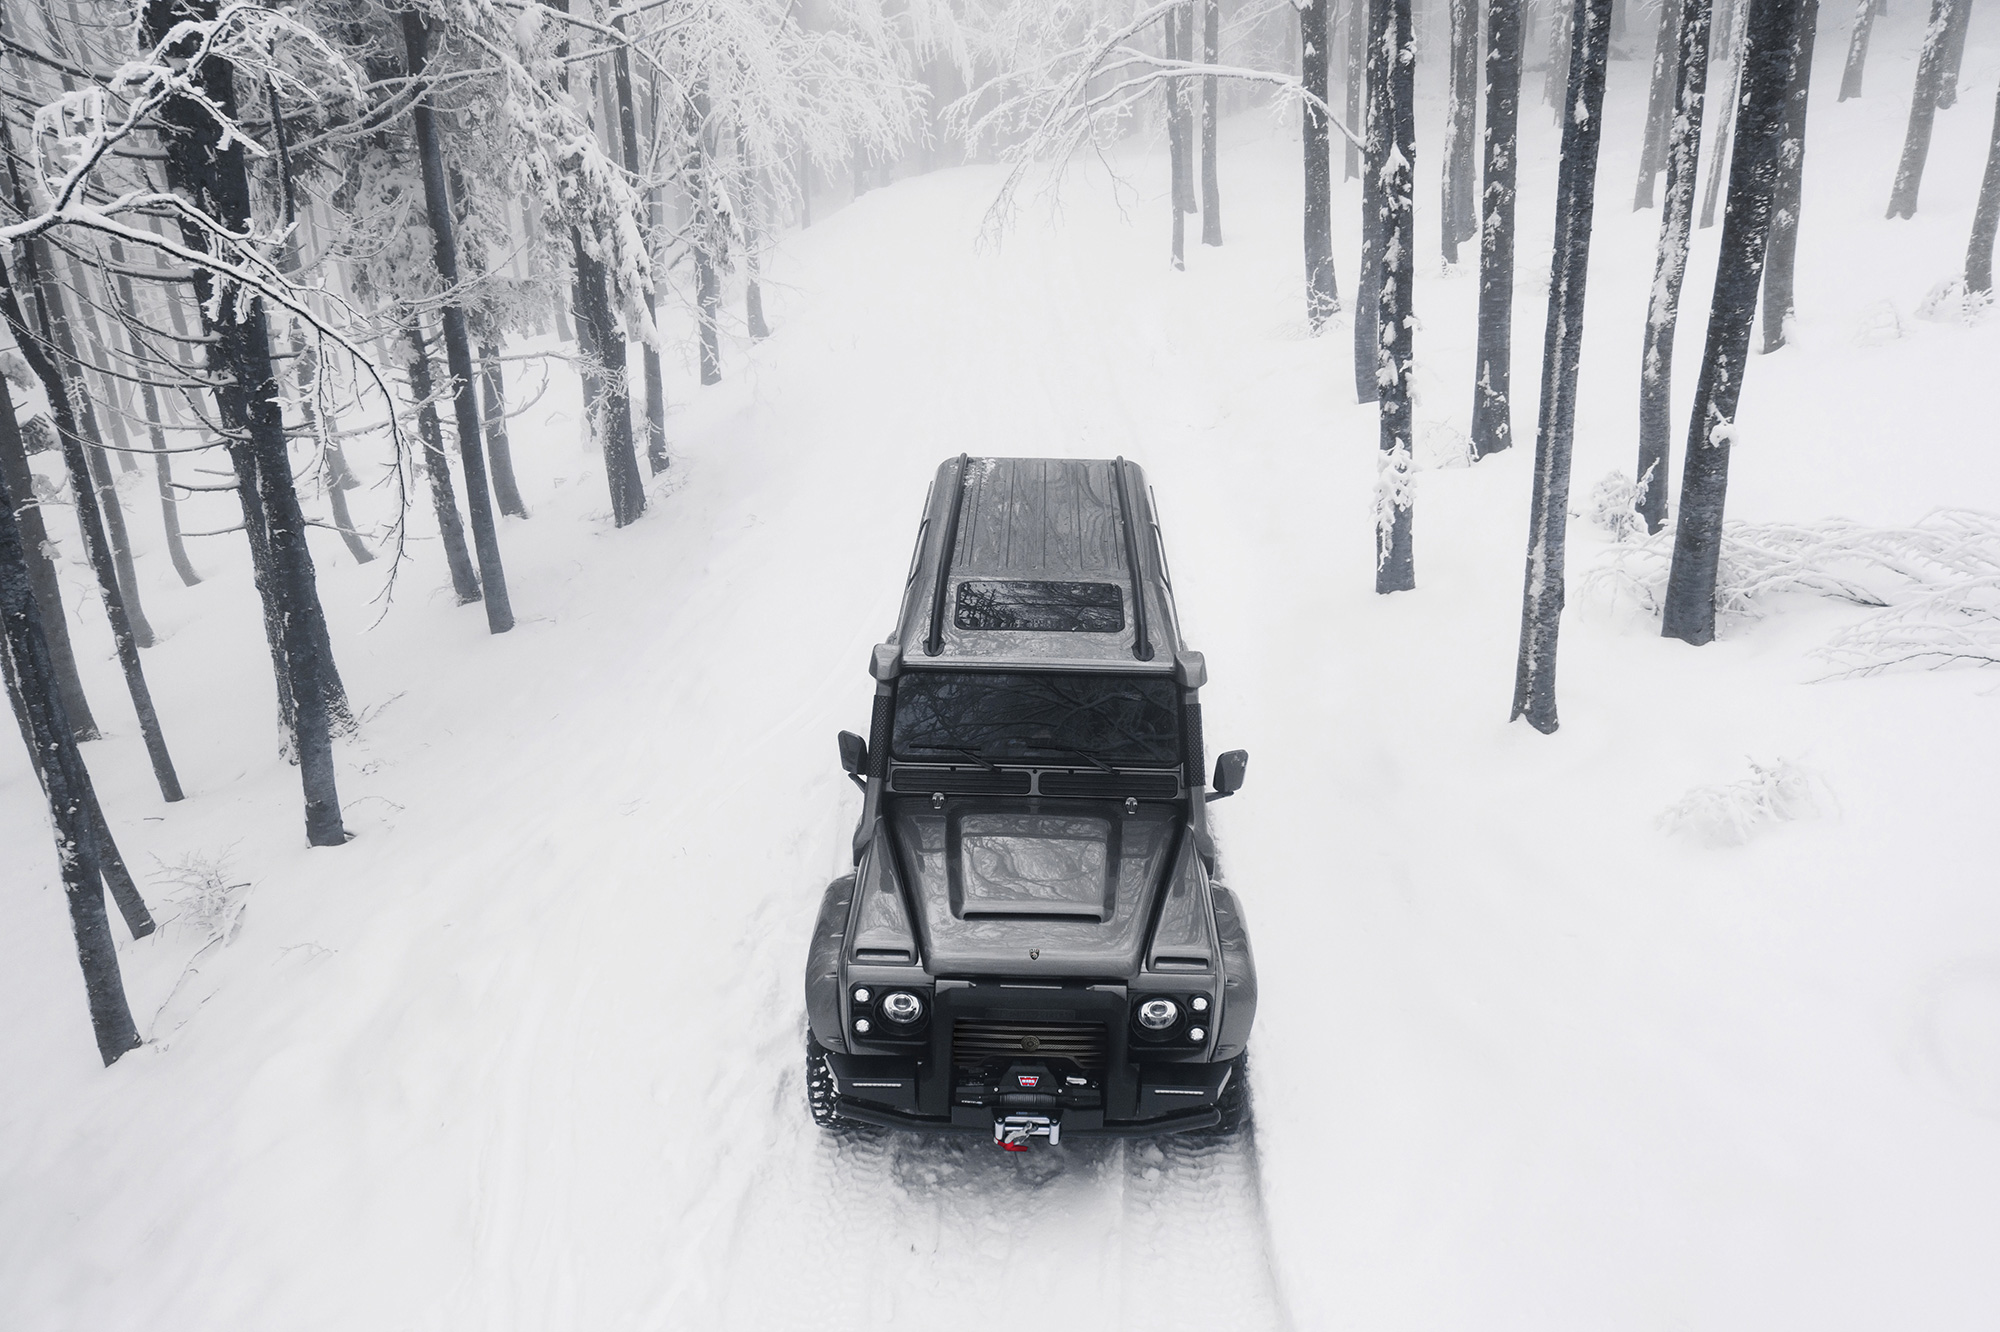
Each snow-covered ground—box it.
[6,11,2000,1329]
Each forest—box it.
[3,0,1997,1326]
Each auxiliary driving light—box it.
[853,987,871,1004]
[1137,998,1180,1030]
[881,991,925,1025]
[1188,1026,1206,1043]
[854,1018,871,1035]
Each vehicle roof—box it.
[880,456,1198,679]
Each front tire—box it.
[1190,1052,1251,1140]
[805,1034,850,1132]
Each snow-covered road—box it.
[7,18,2000,1327]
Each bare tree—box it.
[1472,0,1523,457]
[404,318,481,606]
[1636,0,1684,209]
[1442,0,1479,260]
[1202,0,1223,246]
[0,376,97,737]
[1969,87,2000,296]
[1934,0,1973,109]
[1374,0,1416,592]
[1887,0,1960,218]
[1663,0,1806,645]
[1760,0,1819,352]
[1511,0,1615,733]
[1837,0,1874,99]
[1303,0,1339,325]
[1638,0,1714,533]
[1346,0,1366,180]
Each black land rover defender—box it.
[804,456,1256,1149]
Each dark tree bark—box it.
[688,82,723,384]
[1760,0,1818,352]
[403,11,512,635]
[0,467,142,1066]
[609,13,669,471]
[1443,0,1479,260]
[479,344,528,517]
[1346,0,1366,179]
[1546,0,1573,117]
[1202,0,1223,246]
[1887,0,1959,217]
[742,135,772,339]
[0,379,97,739]
[1636,0,1685,209]
[144,0,346,842]
[405,319,481,605]
[1662,0,1806,645]
[104,245,200,587]
[47,250,156,649]
[1472,0,1523,457]
[1,260,181,803]
[1638,0,1714,533]
[1303,0,1340,326]
[1175,3,1199,217]
[1511,0,1615,733]
[1838,0,1875,98]
[1355,0,1387,404]
[1375,0,1417,593]
[1935,0,1972,108]
[1968,87,2000,295]
[1701,6,1744,227]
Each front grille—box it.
[1036,771,1181,798]
[890,768,1033,795]
[952,1018,1108,1074]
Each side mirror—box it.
[1206,749,1248,802]
[837,731,869,789]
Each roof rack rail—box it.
[924,453,972,656]
[1113,457,1155,662]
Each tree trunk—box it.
[1935,0,1972,109]
[1443,0,1479,260]
[1636,0,1685,208]
[403,11,513,636]
[1472,0,1523,457]
[1968,86,2000,294]
[0,467,142,1066]
[1355,0,1386,405]
[1662,0,1805,645]
[1637,0,1714,532]
[688,81,723,384]
[479,344,528,517]
[1887,0,1958,218]
[405,319,481,604]
[1546,0,1573,117]
[1701,9,1745,227]
[743,136,773,338]
[610,14,670,472]
[1175,4,1199,215]
[0,378,97,739]
[1167,8,1189,270]
[0,260,181,802]
[1202,0,1223,246]
[1346,0,1367,179]
[1838,0,1874,99]
[1375,0,1417,593]
[145,0,347,842]
[1760,0,1818,352]
[1510,0,1615,733]
[1303,0,1340,326]
[105,245,200,586]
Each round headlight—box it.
[880,991,924,1025]
[1137,998,1179,1030]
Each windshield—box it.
[891,671,1182,767]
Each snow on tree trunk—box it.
[1176,4,1199,215]
[1510,0,1615,733]
[102,245,200,588]
[479,345,528,519]
[1472,0,1523,457]
[1546,0,1573,120]
[403,10,513,636]
[1303,0,1340,327]
[1347,0,1367,180]
[1636,0,1684,209]
[689,82,724,383]
[0,256,181,803]
[1837,0,1874,99]
[1968,87,2000,294]
[1376,0,1417,593]
[1662,0,1806,645]
[1443,0,1479,261]
[743,137,772,339]
[1760,0,1819,353]
[405,319,482,607]
[1887,0,1958,218]
[1202,0,1223,246]
[0,466,142,1066]
[1935,0,1972,109]
[1356,0,1388,404]
[611,19,670,472]
[1638,0,1714,533]
[0,378,97,739]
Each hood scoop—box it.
[954,812,1113,921]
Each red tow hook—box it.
[997,1138,1030,1152]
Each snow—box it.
[6,9,2000,1330]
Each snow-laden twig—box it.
[1658,758,1818,847]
